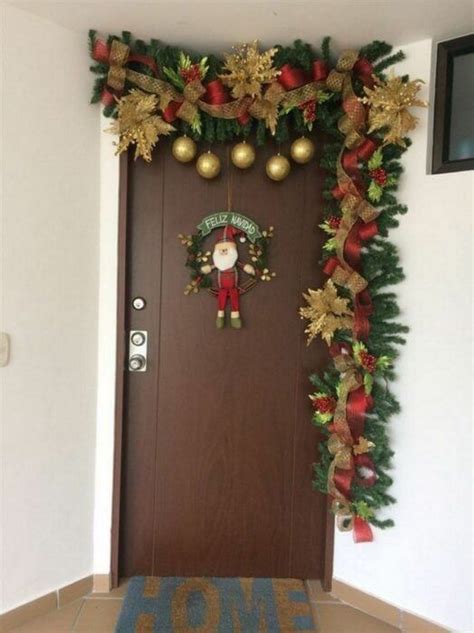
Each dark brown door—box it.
[119,138,331,580]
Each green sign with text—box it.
[197,212,262,243]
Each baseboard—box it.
[93,573,112,593]
[331,578,451,632]
[0,575,93,633]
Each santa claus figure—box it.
[200,225,255,328]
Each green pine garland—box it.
[88,31,421,537]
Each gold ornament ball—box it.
[196,151,221,179]
[290,136,315,164]
[172,135,197,163]
[266,154,291,181]
[231,141,256,169]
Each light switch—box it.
[0,333,10,367]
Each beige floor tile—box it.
[8,600,83,633]
[91,578,130,599]
[306,580,340,603]
[74,598,123,632]
[318,604,401,633]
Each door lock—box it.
[128,330,148,372]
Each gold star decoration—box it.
[108,89,175,161]
[299,279,354,346]
[219,41,281,99]
[353,437,375,455]
[360,73,428,146]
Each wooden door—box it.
[118,138,331,581]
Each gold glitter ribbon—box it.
[326,50,377,298]
[106,40,326,130]
[334,193,379,268]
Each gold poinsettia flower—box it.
[219,40,280,99]
[108,89,175,162]
[360,73,428,147]
[299,279,353,346]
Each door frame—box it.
[109,152,334,590]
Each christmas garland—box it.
[88,32,427,541]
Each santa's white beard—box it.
[213,245,238,271]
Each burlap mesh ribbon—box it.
[106,40,326,131]
[323,53,379,540]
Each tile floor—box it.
[9,579,405,632]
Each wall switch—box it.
[0,333,10,367]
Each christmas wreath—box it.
[179,213,275,291]
[88,32,427,541]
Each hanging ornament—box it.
[290,136,315,164]
[172,135,197,163]
[265,153,291,181]
[196,150,221,179]
[231,141,256,169]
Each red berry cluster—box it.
[180,64,202,84]
[299,99,317,123]
[369,167,387,186]
[312,395,336,413]
[328,216,341,230]
[360,350,377,373]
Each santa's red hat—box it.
[215,225,241,244]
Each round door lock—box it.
[131,331,146,346]
[132,297,146,310]
[129,354,146,371]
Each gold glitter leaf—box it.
[108,89,175,161]
[299,280,353,346]
[219,41,280,99]
[353,437,375,455]
[360,73,428,146]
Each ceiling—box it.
[7,0,474,51]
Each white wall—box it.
[334,40,473,633]
[92,38,473,633]
[0,4,100,612]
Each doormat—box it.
[116,576,317,632]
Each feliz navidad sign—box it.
[197,212,262,242]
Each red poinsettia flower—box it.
[180,64,202,84]
[328,216,341,230]
[369,167,387,186]
[312,395,336,413]
[360,350,377,373]
[299,99,317,123]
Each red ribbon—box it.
[92,38,159,77]
[347,385,373,441]
[203,79,231,105]
[313,60,329,81]
[278,63,308,90]
[353,57,375,88]
[353,517,373,542]
[353,290,374,341]
[100,88,115,107]
[162,101,181,123]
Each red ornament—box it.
[369,167,387,186]
[312,395,336,413]
[180,64,202,84]
[360,350,377,373]
[328,216,341,230]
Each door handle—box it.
[128,330,148,372]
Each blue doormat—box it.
[116,576,317,632]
